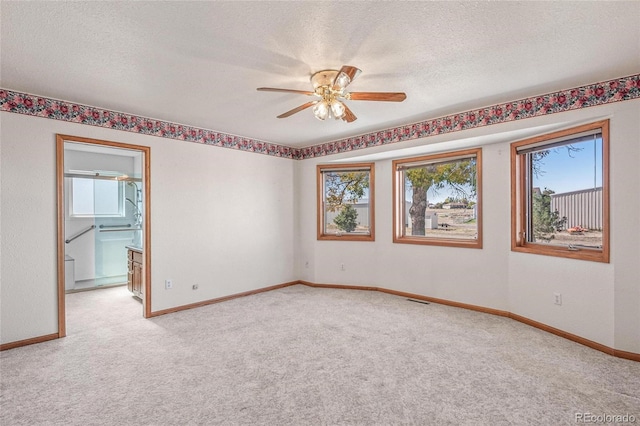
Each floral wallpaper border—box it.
[1,73,638,161]
[0,89,295,159]
[298,73,640,160]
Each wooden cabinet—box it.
[127,248,143,299]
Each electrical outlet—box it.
[192,284,198,290]
[340,263,345,271]
[554,292,562,305]
[165,279,173,290]
[305,261,309,269]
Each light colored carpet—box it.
[1,284,638,425]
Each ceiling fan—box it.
[257,65,406,123]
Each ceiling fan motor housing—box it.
[310,70,340,89]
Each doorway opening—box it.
[56,135,151,337]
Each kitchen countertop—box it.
[125,245,143,253]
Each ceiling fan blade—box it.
[348,92,407,102]
[341,104,357,123]
[332,65,362,90]
[276,101,317,118]
[257,87,315,96]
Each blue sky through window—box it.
[532,137,602,195]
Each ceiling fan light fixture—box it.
[334,73,351,90]
[313,101,329,120]
[330,99,346,119]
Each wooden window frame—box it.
[317,163,375,242]
[392,148,483,249]
[510,120,610,263]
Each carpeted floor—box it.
[1,284,638,425]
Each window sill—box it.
[394,235,482,249]
[318,233,374,242]
[511,244,609,263]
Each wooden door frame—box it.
[56,134,152,337]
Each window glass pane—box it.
[71,178,123,217]
[323,170,370,235]
[71,178,95,216]
[526,135,603,249]
[400,155,478,240]
[93,179,122,216]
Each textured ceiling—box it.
[2,1,639,148]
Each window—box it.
[393,148,482,248]
[317,163,374,241]
[70,177,125,217]
[511,120,609,262]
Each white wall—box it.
[149,133,295,310]
[1,113,296,344]
[610,105,640,352]
[295,99,640,353]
